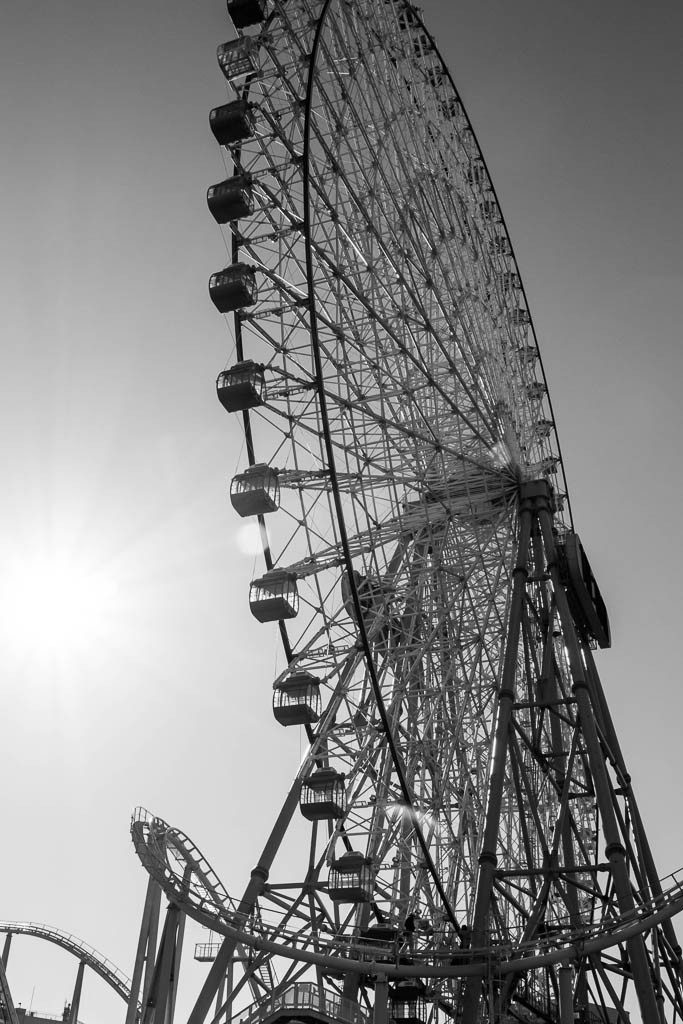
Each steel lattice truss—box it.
[177,2,683,1024]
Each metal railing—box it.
[233,984,367,1024]
[16,1011,85,1024]
[0,922,131,1003]
[133,806,683,969]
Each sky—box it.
[1,1,682,1022]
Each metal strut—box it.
[0,956,19,1024]
[461,480,665,1024]
[127,876,163,1024]
[186,782,303,1024]
[459,484,535,1024]
[140,902,186,1024]
[538,492,661,1024]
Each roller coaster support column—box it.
[127,878,162,1024]
[141,902,186,1024]
[0,953,19,1024]
[187,780,303,1024]
[537,488,661,1024]
[169,911,186,1024]
[1,934,10,969]
[67,960,85,1024]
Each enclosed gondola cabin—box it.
[207,175,254,224]
[479,200,498,223]
[501,270,521,292]
[518,344,538,365]
[272,673,321,726]
[539,456,559,476]
[340,569,393,646]
[390,983,427,1024]
[340,569,390,620]
[210,100,256,146]
[216,38,258,82]
[327,852,373,903]
[439,98,458,120]
[534,419,553,439]
[489,234,512,256]
[509,307,530,326]
[209,264,257,313]
[526,381,546,401]
[230,463,279,517]
[467,161,487,188]
[227,0,265,28]
[249,570,299,622]
[300,769,346,821]
[216,361,266,413]
[358,925,399,961]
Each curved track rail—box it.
[0,921,133,1004]
[132,807,683,978]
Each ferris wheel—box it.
[191,2,683,1024]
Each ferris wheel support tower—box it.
[459,482,664,1024]
[177,483,682,1024]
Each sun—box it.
[0,546,120,668]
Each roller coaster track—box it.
[131,806,683,979]
[0,921,134,1005]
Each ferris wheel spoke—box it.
[311,32,509,413]
[330,98,477,337]
[306,176,500,446]
[307,247,500,450]
[306,133,497,422]
[238,326,507,512]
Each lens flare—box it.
[384,801,441,835]
[235,521,263,557]
[0,547,120,669]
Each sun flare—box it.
[0,547,120,666]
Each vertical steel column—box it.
[127,877,162,1024]
[214,976,225,1024]
[67,960,85,1024]
[460,485,535,1024]
[373,976,389,1024]
[0,955,19,1024]
[166,911,186,1024]
[537,496,661,1024]
[145,884,162,1010]
[558,965,573,1024]
[214,959,232,1024]
[1,934,11,969]
[143,904,181,1024]
[187,779,303,1024]
[584,646,682,962]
